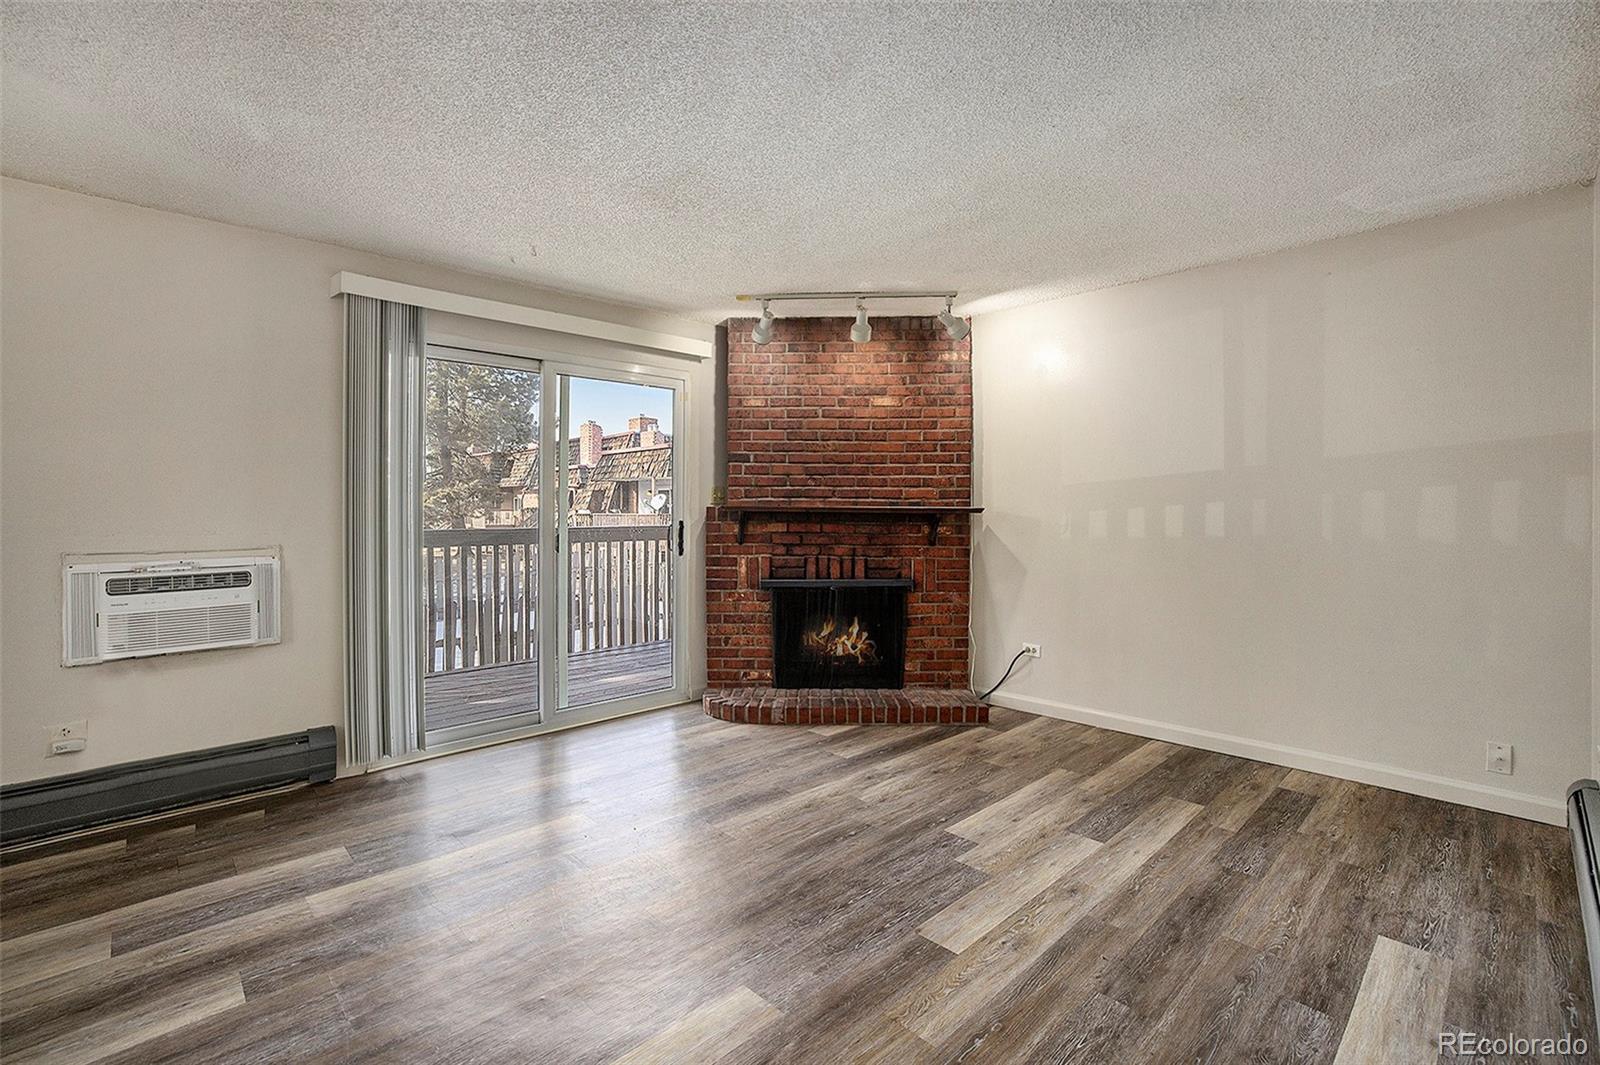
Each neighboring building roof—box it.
[574,446,671,513]
[499,450,536,488]
[495,438,588,488]
[600,430,671,452]
[575,481,616,514]
[589,446,671,483]
[485,428,673,522]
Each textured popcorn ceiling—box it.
[2,2,1596,322]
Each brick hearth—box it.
[705,315,980,724]
[703,687,987,726]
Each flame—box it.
[803,615,879,665]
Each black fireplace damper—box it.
[760,578,911,690]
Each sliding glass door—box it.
[555,370,680,716]
[421,348,544,742]
[419,346,684,747]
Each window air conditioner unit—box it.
[62,551,281,666]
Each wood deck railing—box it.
[567,524,673,654]
[423,524,672,674]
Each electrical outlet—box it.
[47,720,87,756]
[1021,643,1041,658]
[1486,742,1513,776]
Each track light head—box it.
[850,300,872,343]
[751,300,775,345]
[939,297,970,341]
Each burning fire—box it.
[804,616,879,665]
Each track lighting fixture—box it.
[850,300,872,343]
[734,291,961,345]
[938,297,970,341]
[751,300,775,344]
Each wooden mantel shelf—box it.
[723,502,984,545]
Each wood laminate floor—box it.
[0,706,1589,1064]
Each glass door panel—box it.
[421,348,543,740]
[557,372,679,710]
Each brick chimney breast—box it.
[705,315,975,702]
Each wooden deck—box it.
[423,640,674,731]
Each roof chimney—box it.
[578,420,604,468]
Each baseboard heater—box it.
[0,726,336,845]
[1567,779,1600,1033]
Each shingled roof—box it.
[589,446,670,483]
[496,439,587,488]
[574,445,671,513]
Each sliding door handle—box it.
[677,520,685,556]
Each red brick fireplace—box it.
[703,315,986,725]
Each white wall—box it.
[973,186,1594,823]
[0,178,713,785]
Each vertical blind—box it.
[345,295,424,766]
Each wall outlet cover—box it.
[1021,643,1041,658]
[1485,742,1513,775]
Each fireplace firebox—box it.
[762,578,911,690]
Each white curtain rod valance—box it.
[330,272,712,360]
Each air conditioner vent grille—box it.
[65,571,98,665]
[104,603,256,654]
[105,571,252,596]
[255,563,280,642]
